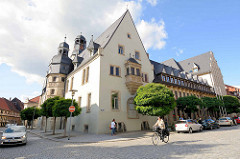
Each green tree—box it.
[20,107,41,128]
[176,95,203,118]
[134,83,176,117]
[52,98,81,136]
[201,97,223,118]
[41,96,61,134]
[223,95,240,114]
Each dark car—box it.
[202,119,220,130]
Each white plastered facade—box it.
[64,11,157,134]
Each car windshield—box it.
[219,118,227,120]
[176,121,186,124]
[4,127,26,133]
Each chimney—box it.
[9,97,12,101]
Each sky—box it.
[0,0,239,102]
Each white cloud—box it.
[176,49,184,56]
[146,0,158,6]
[137,18,167,50]
[0,0,167,85]
[20,91,41,103]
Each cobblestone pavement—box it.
[1,126,240,159]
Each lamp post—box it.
[68,89,78,140]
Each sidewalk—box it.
[29,129,154,143]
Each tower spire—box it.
[64,34,67,42]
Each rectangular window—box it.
[111,92,119,110]
[116,67,120,76]
[86,67,89,83]
[78,97,82,108]
[136,68,140,76]
[118,45,124,55]
[53,76,57,82]
[142,73,148,83]
[135,51,140,60]
[131,67,135,75]
[183,92,186,97]
[70,77,74,90]
[82,69,86,85]
[86,93,91,113]
[61,77,65,82]
[175,91,178,99]
[145,74,148,83]
[179,92,182,97]
[162,75,165,81]
[50,89,55,95]
[127,68,129,75]
[127,33,131,39]
[187,93,189,96]
[110,66,114,75]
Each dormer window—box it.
[193,63,199,72]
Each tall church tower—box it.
[43,40,73,100]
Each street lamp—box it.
[68,89,78,140]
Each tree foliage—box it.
[223,95,240,114]
[176,95,203,115]
[134,83,176,117]
[20,107,41,122]
[41,96,61,118]
[52,99,81,117]
[201,97,223,112]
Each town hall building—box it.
[39,10,225,134]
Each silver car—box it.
[175,120,203,133]
[1,126,27,145]
[218,117,233,126]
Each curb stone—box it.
[29,131,154,144]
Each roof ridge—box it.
[94,10,128,48]
[179,51,211,63]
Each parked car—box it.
[175,120,203,133]
[234,117,240,124]
[202,119,220,130]
[1,126,27,145]
[218,117,234,126]
[5,124,17,128]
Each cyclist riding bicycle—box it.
[153,116,165,138]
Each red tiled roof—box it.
[0,98,19,112]
[29,96,40,103]
[0,98,11,111]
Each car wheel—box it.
[177,131,180,133]
[199,127,203,132]
[189,128,193,134]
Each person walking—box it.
[110,119,116,136]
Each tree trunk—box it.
[64,117,67,137]
[40,116,44,130]
[52,117,56,135]
[45,117,48,133]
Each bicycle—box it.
[152,128,169,145]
